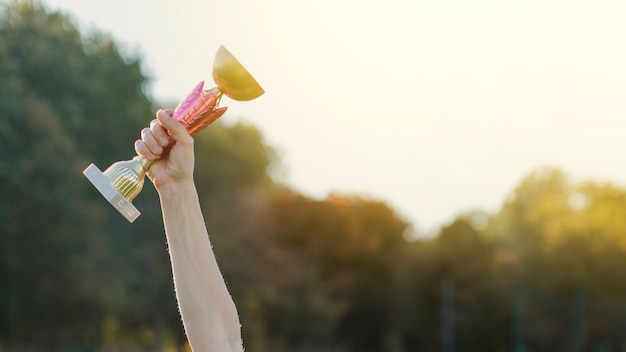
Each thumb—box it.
[156,109,192,145]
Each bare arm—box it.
[135,110,243,351]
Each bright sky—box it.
[44,0,626,235]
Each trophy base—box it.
[83,163,141,223]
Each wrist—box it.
[156,178,197,200]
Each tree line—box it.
[2,2,626,351]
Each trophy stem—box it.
[102,156,149,202]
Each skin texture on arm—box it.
[135,109,243,351]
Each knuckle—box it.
[150,119,163,132]
[184,135,194,146]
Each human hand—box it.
[134,109,195,192]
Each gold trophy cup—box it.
[83,46,264,222]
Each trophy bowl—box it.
[83,45,264,222]
[213,45,264,101]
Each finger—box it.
[156,109,192,146]
[134,139,159,160]
[150,119,171,147]
[140,127,163,156]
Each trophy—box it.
[83,45,264,223]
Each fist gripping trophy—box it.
[83,46,264,222]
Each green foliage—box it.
[485,167,626,350]
[194,120,278,196]
[267,192,409,350]
[1,1,174,349]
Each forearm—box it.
[158,181,243,351]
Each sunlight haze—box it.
[43,0,626,234]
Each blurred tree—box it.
[193,119,279,197]
[487,167,626,350]
[435,218,504,350]
[268,192,410,351]
[0,0,165,348]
